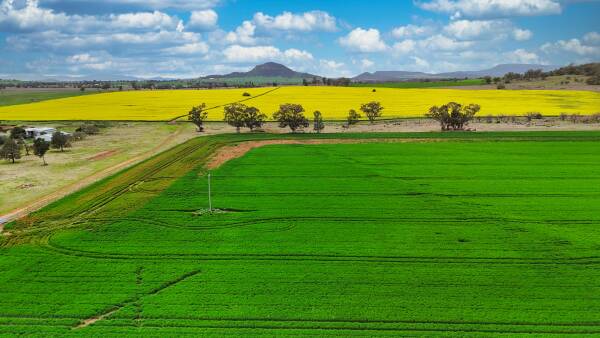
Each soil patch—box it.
[206,138,444,170]
[88,150,118,161]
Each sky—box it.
[0,0,599,80]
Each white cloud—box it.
[503,48,540,63]
[391,24,434,39]
[187,10,218,31]
[253,10,337,32]
[412,56,430,69]
[225,21,257,45]
[418,34,473,51]
[109,11,180,30]
[513,28,532,41]
[163,42,209,55]
[392,39,417,55]
[542,38,600,56]
[0,0,69,32]
[360,58,374,68]
[417,0,562,18]
[283,48,314,61]
[66,51,114,71]
[222,45,313,63]
[444,19,501,40]
[339,28,387,53]
[87,0,220,10]
[584,31,600,45]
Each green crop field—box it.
[1,131,600,336]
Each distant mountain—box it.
[353,71,432,82]
[353,64,559,82]
[205,62,318,79]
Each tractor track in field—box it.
[40,237,600,265]
[73,269,201,329]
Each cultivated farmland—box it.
[1,132,599,336]
[0,87,598,121]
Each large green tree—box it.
[360,101,384,123]
[51,132,71,152]
[33,138,50,165]
[244,106,267,131]
[426,102,480,131]
[188,103,208,132]
[224,103,247,133]
[0,137,21,163]
[272,104,309,132]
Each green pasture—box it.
[1,131,599,336]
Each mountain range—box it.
[353,64,558,82]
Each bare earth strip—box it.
[206,138,445,170]
[0,125,191,231]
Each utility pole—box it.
[207,172,212,212]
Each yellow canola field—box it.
[0,86,598,121]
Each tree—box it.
[360,101,383,123]
[313,111,324,133]
[272,104,309,132]
[0,137,21,163]
[244,106,266,131]
[33,138,50,165]
[483,76,492,84]
[188,103,208,132]
[426,102,480,131]
[10,126,26,140]
[51,132,71,151]
[224,103,247,133]
[347,109,361,126]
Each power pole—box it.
[207,172,212,212]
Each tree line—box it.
[187,100,479,133]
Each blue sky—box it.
[0,0,599,80]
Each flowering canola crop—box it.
[0,86,598,121]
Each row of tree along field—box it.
[187,101,481,133]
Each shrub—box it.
[242,92,251,97]
[497,83,506,89]
[526,112,543,121]
[76,124,100,135]
[71,131,87,141]
[346,109,361,126]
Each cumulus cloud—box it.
[225,21,257,45]
[542,38,600,56]
[187,9,218,31]
[444,19,532,41]
[222,45,313,63]
[0,0,182,33]
[253,10,336,32]
[339,28,387,53]
[583,31,600,45]
[391,24,434,39]
[503,48,541,63]
[418,34,473,51]
[513,28,533,41]
[53,0,221,11]
[392,39,417,55]
[360,58,374,68]
[416,0,562,19]
[163,42,209,55]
